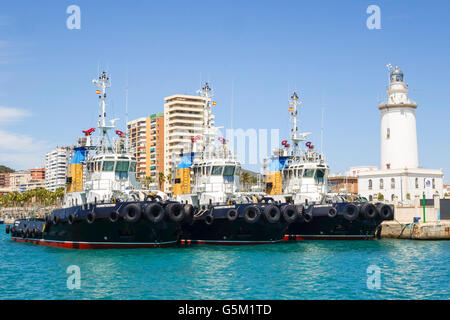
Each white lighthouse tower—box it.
[379,65,418,170]
[357,65,444,204]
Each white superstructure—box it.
[63,71,155,208]
[266,92,330,204]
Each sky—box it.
[0,0,448,183]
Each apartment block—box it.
[163,93,214,192]
[127,117,148,180]
[45,147,71,191]
[127,113,165,187]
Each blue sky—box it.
[0,0,448,183]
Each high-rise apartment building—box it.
[45,147,71,191]
[127,117,148,180]
[127,113,165,187]
[164,88,214,192]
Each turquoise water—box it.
[0,225,448,300]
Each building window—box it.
[391,178,395,189]
[386,163,390,169]
[386,128,390,139]
[369,195,373,201]
[380,179,384,189]
[415,178,419,189]
[432,178,435,189]
[368,179,372,190]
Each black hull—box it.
[180,203,291,245]
[8,201,180,249]
[285,202,391,241]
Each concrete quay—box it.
[381,220,450,240]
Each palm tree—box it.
[240,172,251,191]
[141,176,153,190]
[158,172,165,190]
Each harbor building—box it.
[358,66,444,204]
[164,87,215,193]
[45,147,72,191]
[127,113,165,188]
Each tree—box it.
[158,172,165,190]
[240,172,251,191]
[141,176,153,189]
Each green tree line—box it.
[0,187,65,208]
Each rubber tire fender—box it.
[204,212,214,225]
[263,205,281,223]
[361,203,377,219]
[377,204,394,220]
[144,203,165,223]
[244,205,261,224]
[86,211,96,224]
[166,203,185,223]
[109,210,120,223]
[52,215,60,225]
[122,203,142,223]
[342,203,359,221]
[226,209,239,222]
[303,211,313,223]
[328,207,338,218]
[281,205,298,223]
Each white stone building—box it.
[45,147,72,191]
[358,66,444,204]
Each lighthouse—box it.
[357,65,444,204]
[379,66,418,170]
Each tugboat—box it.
[5,71,188,249]
[265,92,394,240]
[172,83,297,245]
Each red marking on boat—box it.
[11,237,176,249]
[283,234,374,241]
[179,239,282,245]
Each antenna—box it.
[231,78,234,130]
[320,107,325,155]
[125,70,129,151]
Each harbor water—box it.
[0,225,448,300]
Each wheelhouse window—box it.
[116,161,129,180]
[303,169,315,178]
[102,161,115,172]
[315,169,325,183]
[211,166,223,176]
[223,166,235,176]
[205,166,211,175]
[129,162,136,173]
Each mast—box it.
[288,92,310,155]
[92,71,117,153]
[197,82,215,155]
